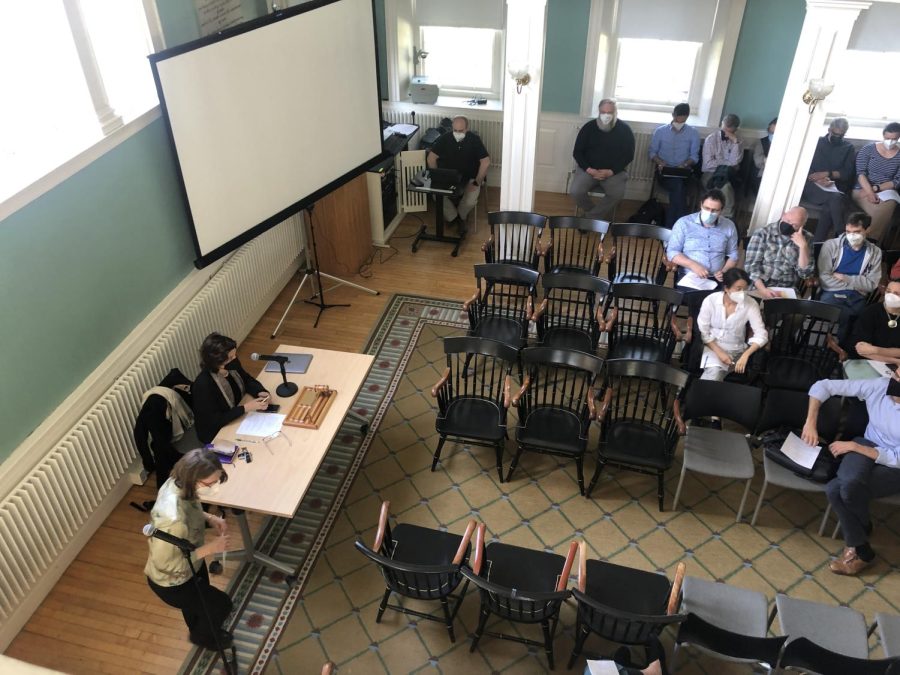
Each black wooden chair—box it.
[354,501,476,643]
[568,542,686,668]
[464,263,539,351]
[533,272,611,354]
[462,523,577,670]
[483,211,547,270]
[430,336,517,481]
[589,359,689,511]
[604,222,676,285]
[543,216,608,277]
[761,298,843,391]
[507,347,604,494]
[602,282,684,362]
[778,638,899,674]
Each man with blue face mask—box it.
[667,189,739,284]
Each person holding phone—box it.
[193,332,270,444]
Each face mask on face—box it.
[845,232,865,247]
[884,139,898,150]
[885,292,900,311]
[779,220,795,237]
[672,122,685,131]
[700,209,718,225]
[453,131,465,142]
[196,483,220,499]
[599,113,614,125]
[767,133,774,142]
[728,290,746,304]
[829,133,844,145]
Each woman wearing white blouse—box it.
[697,268,768,380]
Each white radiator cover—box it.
[0,216,303,648]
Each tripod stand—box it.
[272,205,379,335]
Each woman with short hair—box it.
[851,121,900,243]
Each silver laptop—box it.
[263,352,313,374]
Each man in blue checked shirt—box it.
[650,103,701,227]
[666,188,740,284]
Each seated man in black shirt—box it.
[801,117,856,242]
[845,279,900,365]
[427,116,490,226]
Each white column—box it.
[500,0,548,211]
[748,0,870,235]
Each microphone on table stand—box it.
[142,523,196,552]
[250,353,298,398]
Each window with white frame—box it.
[584,0,745,124]
[418,25,502,97]
[0,0,161,204]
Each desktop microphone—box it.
[142,523,196,552]
[250,353,289,364]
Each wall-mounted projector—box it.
[409,75,439,104]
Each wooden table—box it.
[205,345,374,574]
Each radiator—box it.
[0,216,303,640]
[382,109,504,169]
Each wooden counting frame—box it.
[284,385,337,429]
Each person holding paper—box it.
[817,212,882,344]
[745,206,814,299]
[846,280,900,364]
[851,122,900,243]
[801,117,856,242]
[802,374,900,575]
[193,333,270,444]
[145,448,233,650]
[696,268,767,381]
[667,189,739,284]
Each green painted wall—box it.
[0,119,196,459]
[722,0,806,129]
[542,0,592,114]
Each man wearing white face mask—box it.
[650,103,700,227]
[702,113,743,220]
[667,189,739,284]
[817,212,882,344]
[427,116,490,226]
[851,121,900,243]
[847,280,900,365]
[570,98,635,221]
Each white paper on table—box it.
[386,123,419,136]
[677,271,718,291]
[877,189,900,204]
[867,360,895,377]
[814,181,842,193]
[780,432,821,470]
[236,412,285,439]
[749,286,797,300]
[586,660,620,675]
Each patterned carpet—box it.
[190,294,900,674]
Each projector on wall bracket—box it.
[409,76,439,104]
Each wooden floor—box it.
[4,189,599,674]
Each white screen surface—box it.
[152,0,382,265]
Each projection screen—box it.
[149,0,383,268]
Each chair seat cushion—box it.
[682,577,769,637]
[775,594,869,658]
[608,336,670,362]
[542,327,595,354]
[601,420,671,469]
[391,524,465,567]
[683,426,754,479]
[584,559,670,615]
[517,407,587,455]
[484,542,564,591]
[437,397,505,441]
[762,455,827,493]
[470,316,526,348]
[547,264,595,277]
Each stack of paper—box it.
[585,661,620,675]
[236,412,286,440]
[677,271,718,291]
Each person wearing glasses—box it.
[800,117,856,242]
[145,448,233,650]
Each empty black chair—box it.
[533,273,611,354]
[778,638,899,674]
[761,298,842,391]
[605,222,676,285]
[354,501,475,643]
[589,359,690,511]
[464,263,539,350]
[430,336,517,481]
[543,216,608,277]
[602,282,684,363]
[568,542,686,668]
[507,347,604,494]
[483,211,547,270]
[462,524,577,670]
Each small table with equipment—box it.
[409,177,466,257]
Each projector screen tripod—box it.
[272,205,379,335]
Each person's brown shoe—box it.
[829,547,872,576]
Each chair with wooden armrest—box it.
[762,298,842,391]
[602,282,684,363]
[354,501,476,643]
[533,272,611,355]
[482,211,547,270]
[543,216,609,278]
[462,524,577,669]
[604,222,675,286]
[465,263,539,352]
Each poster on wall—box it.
[194,0,244,37]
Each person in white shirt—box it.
[696,268,768,380]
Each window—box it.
[419,26,502,97]
[827,50,900,124]
[0,0,161,205]
[614,39,700,107]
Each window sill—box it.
[386,96,503,113]
[0,106,161,222]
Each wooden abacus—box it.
[284,385,336,429]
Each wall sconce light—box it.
[508,64,531,94]
[802,78,834,114]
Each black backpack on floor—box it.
[628,197,666,226]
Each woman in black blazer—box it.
[193,333,270,443]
